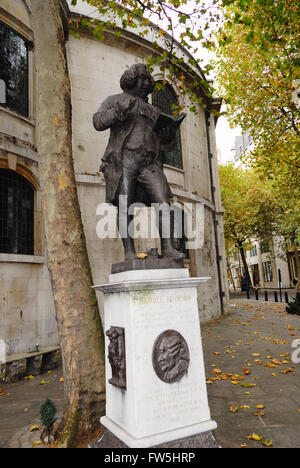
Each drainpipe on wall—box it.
[205,111,225,315]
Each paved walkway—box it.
[0,369,64,448]
[1,299,300,448]
[204,299,300,448]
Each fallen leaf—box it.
[211,368,223,375]
[256,405,265,410]
[29,424,41,432]
[32,440,42,447]
[262,439,273,447]
[229,404,239,413]
[136,253,148,259]
[246,433,262,441]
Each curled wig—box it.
[120,64,155,93]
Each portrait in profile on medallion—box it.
[152,329,190,384]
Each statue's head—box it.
[120,63,155,99]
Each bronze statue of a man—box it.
[93,63,185,261]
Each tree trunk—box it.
[31,0,105,447]
[239,244,253,290]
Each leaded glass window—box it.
[0,22,29,117]
[152,83,183,169]
[0,169,34,255]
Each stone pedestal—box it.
[93,269,217,448]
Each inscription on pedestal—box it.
[106,327,126,390]
[152,330,190,384]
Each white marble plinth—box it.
[93,268,217,448]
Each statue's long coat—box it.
[93,92,173,206]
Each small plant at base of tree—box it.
[40,398,57,437]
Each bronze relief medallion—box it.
[152,329,190,384]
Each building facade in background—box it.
[0,0,229,367]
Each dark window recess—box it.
[0,169,34,255]
[0,22,29,117]
[152,83,183,169]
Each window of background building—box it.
[152,82,183,169]
[249,245,257,257]
[0,22,29,117]
[0,169,34,255]
[262,261,273,283]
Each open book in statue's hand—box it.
[153,112,186,134]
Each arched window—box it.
[0,169,34,255]
[152,83,183,169]
[0,22,29,117]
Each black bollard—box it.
[285,292,289,303]
[265,291,268,302]
[246,289,250,300]
[255,289,259,300]
[274,291,278,302]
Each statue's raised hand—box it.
[117,96,136,118]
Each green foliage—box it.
[215,0,300,193]
[68,0,225,113]
[219,163,278,253]
[40,398,57,431]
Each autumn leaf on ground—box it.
[136,253,148,259]
[246,433,262,441]
[256,405,265,410]
[254,412,265,417]
[281,368,293,374]
[240,405,250,409]
[29,424,41,432]
[262,439,273,447]
[60,377,64,383]
[32,440,42,447]
[211,368,223,375]
[229,404,239,413]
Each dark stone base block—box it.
[89,429,220,449]
[111,256,184,274]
